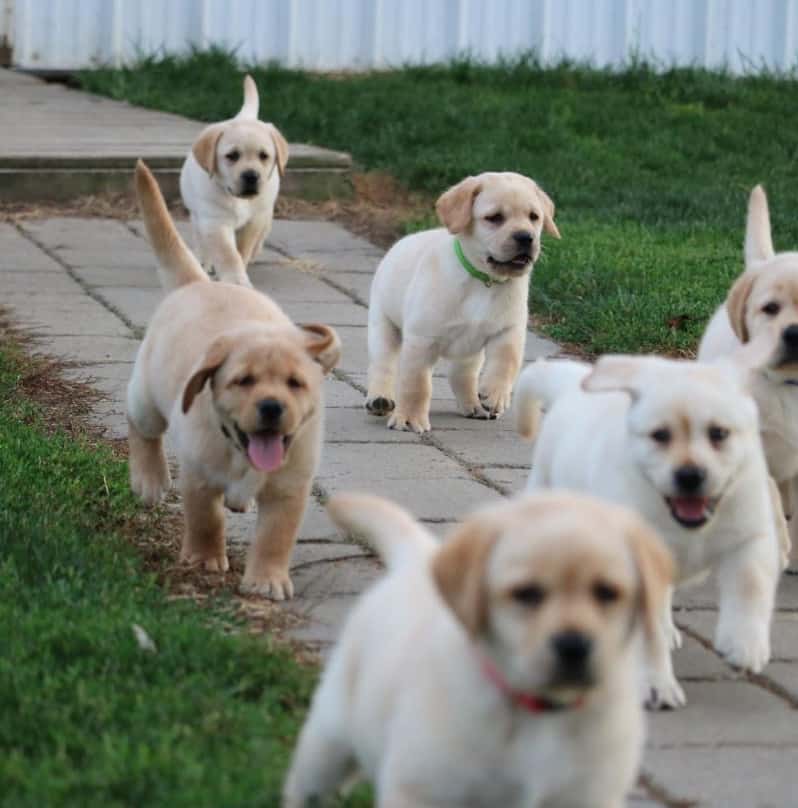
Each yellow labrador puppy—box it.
[284,492,672,808]
[366,172,560,433]
[699,185,798,564]
[129,161,339,599]
[516,355,783,708]
[179,74,289,287]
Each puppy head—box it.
[436,172,560,281]
[583,355,759,530]
[181,323,338,472]
[193,120,289,197]
[432,493,672,702]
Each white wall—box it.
[9,0,798,74]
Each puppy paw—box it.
[460,399,493,419]
[180,549,230,573]
[665,621,683,651]
[644,673,687,710]
[365,395,395,416]
[478,387,512,418]
[387,410,430,434]
[224,495,255,513]
[130,469,171,506]
[240,568,294,601]
[715,621,770,672]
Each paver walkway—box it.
[2,217,796,807]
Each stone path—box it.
[2,217,796,807]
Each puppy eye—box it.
[592,581,620,604]
[236,374,255,387]
[485,212,505,225]
[226,150,241,163]
[650,427,671,445]
[287,376,304,390]
[259,150,269,161]
[762,301,781,316]
[708,425,729,445]
[511,583,546,607]
[529,211,540,222]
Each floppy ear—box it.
[192,124,225,176]
[182,337,231,413]
[300,323,341,374]
[745,185,775,268]
[536,186,561,239]
[726,271,757,343]
[431,518,499,636]
[625,515,675,649]
[581,355,644,401]
[436,176,481,234]
[268,124,289,177]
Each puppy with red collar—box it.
[284,492,672,808]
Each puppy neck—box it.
[453,238,510,288]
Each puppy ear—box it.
[536,186,561,239]
[192,124,225,176]
[268,124,289,177]
[625,515,675,648]
[182,337,231,413]
[745,185,775,268]
[431,518,499,636]
[581,355,644,401]
[726,271,756,343]
[300,323,341,374]
[436,176,481,234]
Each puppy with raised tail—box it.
[179,74,289,287]
[699,185,797,565]
[128,160,339,600]
[365,171,560,433]
[516,355,783,708]
[284,491,673,808]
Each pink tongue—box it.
[672,496,708,521]
[247,433,284,472]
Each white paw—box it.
[460,400,493,419]
[715,620,770,672]
[180,550,229,573]
[130,470,170,506]
[240,569,294,601]
[644,671,687,710]
[365,395,395,416]
[387,410,431,434]
[224,495,255,513]
[478,387,512,417]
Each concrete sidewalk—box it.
[2,217,797,807]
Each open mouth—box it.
[234,424,292,472]
[238,188,259,198]
[665,495,718,529]
[487,253,532,272]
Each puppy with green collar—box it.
[365,172,560,433]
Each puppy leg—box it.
[662,585,682,650]
[236,216,270,268]
[714,533,779,672]
[449,352,490,418]
[366,307,401,416]
[180,472,228,573]
[240,481,310,600]
[644,597,686,709]
[769,476,792,570]
[478,326,525,418]
[127,376,171,504]
[201,225,252,287]
[387,336,437,433]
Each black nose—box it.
[241,169,260,187]
[512,230,533,247]
[782,325,798,349]
[551,631,592,667]
[258,398,283,424]
[674,464,706,494]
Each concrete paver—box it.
[3,214,796,807]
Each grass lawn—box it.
[79,49,798,355]
[0,341,366,807]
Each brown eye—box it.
[529,211,540,222]
[236,374,255,387]
[762,301,781,316]
[650,427,671,445]
[708,425,729,445]
[511,583,545,607]
[287,376,304,390]
[593,581,620,604]
[485,212,504,225]
[226,150,241,163]
[259,150,269,161]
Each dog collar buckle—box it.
[453,239,504,288]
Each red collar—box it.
[479,656,584,714]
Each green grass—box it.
[0,343,367,806]
[78,48,798,353]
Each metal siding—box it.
[11,0,798,73]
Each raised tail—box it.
[235,74,259,120]
[327,493,437,570]
[134,160,207,292]
[744,184,775,268]
[515,359,590,440]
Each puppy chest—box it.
[439,319,510,358]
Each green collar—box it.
[453,239,508,287]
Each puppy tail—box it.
[236,74,259,120]
[327,493,437,569]
[515,359,590,440]
[744,184,775,267]
[134,160,207,292]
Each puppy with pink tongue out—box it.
[127,161,340,600]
